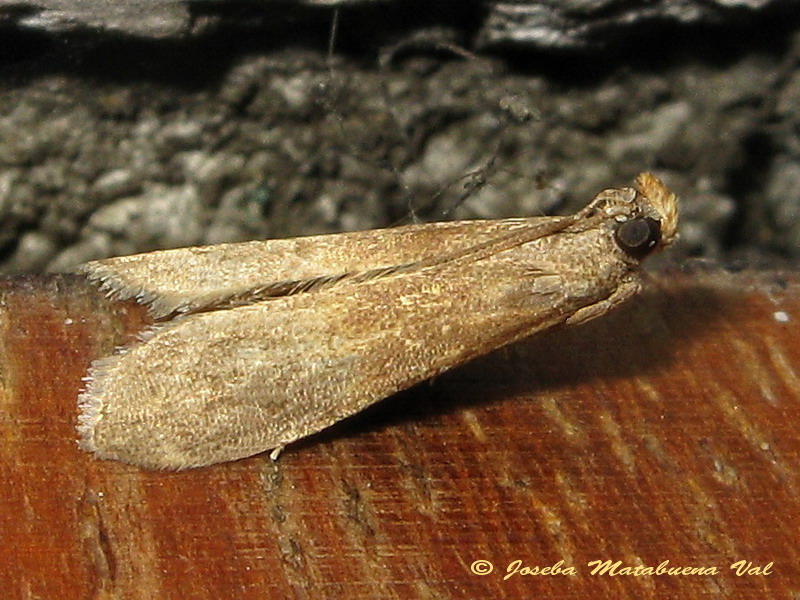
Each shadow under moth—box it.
[76,173,678,470]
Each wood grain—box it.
[0,267,798,599]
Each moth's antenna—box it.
[327,8,339,76]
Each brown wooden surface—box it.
[0,267,798,599]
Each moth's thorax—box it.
[497,222,636,298]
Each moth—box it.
[76,172,678,470]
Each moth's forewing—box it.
[78,217,559,317]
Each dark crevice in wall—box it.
[0,2,798,89]
[722,131,780,258]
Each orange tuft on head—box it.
[635,172,679,246]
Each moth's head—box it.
[589,172,679,261]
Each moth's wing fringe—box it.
[76,322,167,454]
[76,261,183,319]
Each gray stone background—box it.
[0,0,799,273]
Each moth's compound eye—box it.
[614,217,661,259]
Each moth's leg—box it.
[269,445,285,460]
[565,279,641,327]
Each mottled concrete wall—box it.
[0,0,798,272]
